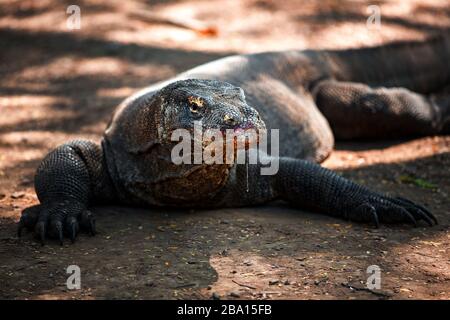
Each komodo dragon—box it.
[19,36,450,245]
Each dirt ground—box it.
[0,0,449,300]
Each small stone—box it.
[212,292,220,300]
[11,191,25,199]
[20,178,32,185]
[229,291,240,298]
[145,281,155,287]
[243,260,252,266]
[269,280,279,285]
[284,279,290,285]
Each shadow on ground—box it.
[0,27,232,135]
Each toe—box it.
[18,205,41,237]
[49,220,64,246]
[80,210,96,236]
[35,221,47,246]
[65,217,79,243]
[349,203,379,227]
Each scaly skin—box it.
[19,36,450,245]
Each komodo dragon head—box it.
[104,79,266,205]
[157,79,265,140]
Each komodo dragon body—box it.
[20,36,450,244]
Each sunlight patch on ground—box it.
[96,86,140,99]
[323,137,450,170]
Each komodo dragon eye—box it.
[188,96,205,113]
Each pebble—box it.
[212,292,220,300]
[243,260,252,266]
[11,191,25,199]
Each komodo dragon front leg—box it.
[18,140,115,245]
[224,158,437,227]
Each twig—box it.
[232,279,256,290]
[174,283,197,289]
[128,10,217,36]
[341,282,392,298]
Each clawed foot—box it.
[344,194,438,228]
[18,202,96,245]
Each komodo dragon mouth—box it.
[168,123,264,167]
